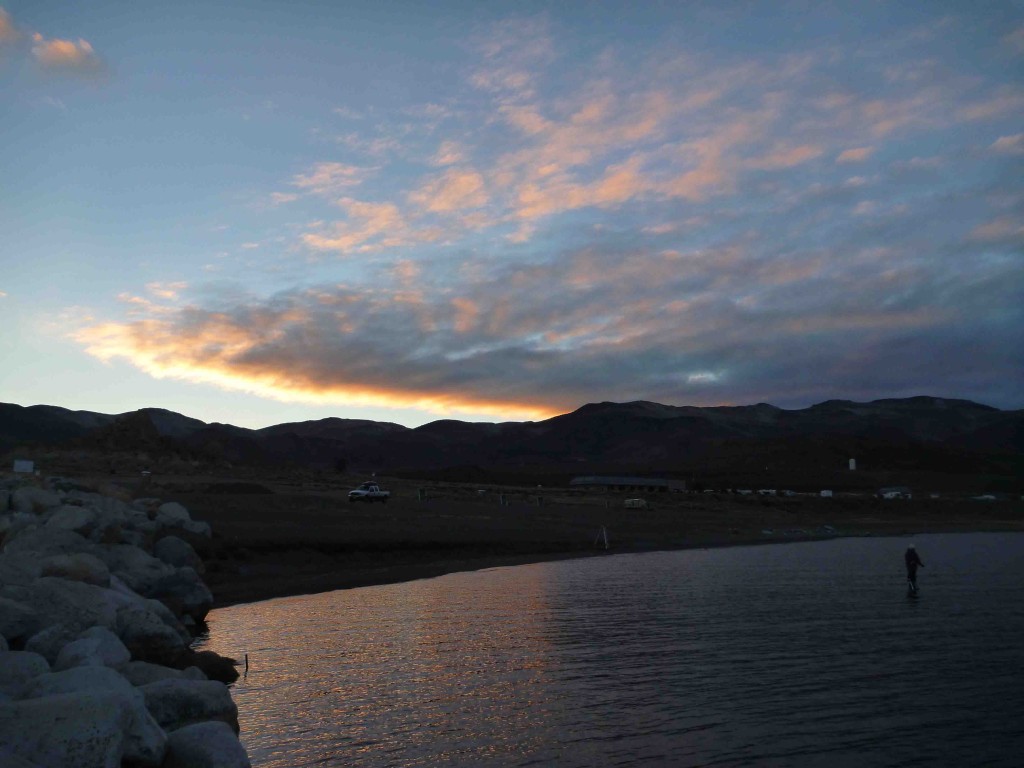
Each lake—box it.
[195,533,1024,767]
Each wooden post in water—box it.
[244,653,249,677]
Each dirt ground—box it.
[92,470,1024,607]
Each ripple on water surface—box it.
[196,533,1024,767]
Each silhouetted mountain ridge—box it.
[1,397,1020,485]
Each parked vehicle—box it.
[348,482,391,503]
[624,498,648,509]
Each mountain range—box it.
[1,397,1021,491]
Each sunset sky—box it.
[2,2,1022,428]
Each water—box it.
[196,533,1024,767]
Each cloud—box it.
[145,282,188,300]
[431,141,465,166]
[0,8,17,43]
[990,133,1024,156]
[970,216,1024,243]
[409,168,489,213]
[957,88,1024,121]
[747,144,823,170]
[73,194,1024,416]
[31,33,102,72]
[291,162,371,196]
[836,147,874,164]
[301,197,444,254]
[1003,26,1024,55]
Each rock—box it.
[0,688,167,768]
[156,502,191,527]
[24,624,77,666]
[44,505,98,535]
[0,746,40,768]
[0,515,38,548]
[132,498,162,514]
[163,721,251,768]
[182,519,212,538]
[139,678,239,733]
[154,535,204,573]
[0,550,42,587]
[10,487,61,514]
[115,604,188,665]
[54,627,131,671]
[99,544,177,597]
[3,527,97,559]
[151,567,214,622]
[177,649,239,683]
[40,552,111,587]
[121,660,188,686]
[23,664,135,699]
[0,651,50,697]
[20,666,167,765]
[0,596,40,644]
[2,578,123,636]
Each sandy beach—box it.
[101,472,1019,608]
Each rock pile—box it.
[0,477,250,768]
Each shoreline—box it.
[206,522,1023,609]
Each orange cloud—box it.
[747,144,823,170]
[836,147,874,163]
[302,198,444,254]
[0,8,17,43]
[409,168,489,213]
[72,314,557,421]
[291,162,370,196]
[431,141,465,166]
[990,133,1024,155]
[31,33,101,70]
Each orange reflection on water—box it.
[197,563,561,766]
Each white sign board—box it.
[13,460,35,474]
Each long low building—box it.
[569,475,687,493]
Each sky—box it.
[1,1,1022,429]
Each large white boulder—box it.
[121,660,205,686]
[40,552,111,587]
[0,651,50,697]
[44,505,98,535]
[182,519,212,538]
[139,678,239,733]
[10,487,61,514]
[54,626,131,671]
[23,664,135,699]
[21,666,168,766]
[156,502,191,526]
[3,578,123,636]
[154,535,204,573]
[115,604,188,665]
[0,550,41,587]
[0,687,167,768]
[163,721,251,768]
[151,567,214,622]
[0,596,40,644]
[3,527,97,559]
[99,544,177,597]
[24,624,77,666]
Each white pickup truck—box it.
[348,482,390,503]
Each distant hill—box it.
[1,396,1021,491]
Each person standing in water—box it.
[905,544,924,592]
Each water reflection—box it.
[197,534,1024,767]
